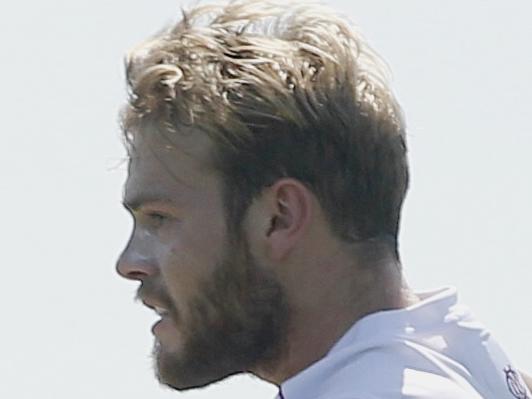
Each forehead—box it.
[123,125,217,207]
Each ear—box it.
[263,178,314,261]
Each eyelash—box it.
[145,212,170,226]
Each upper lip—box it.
[141,298,169,315]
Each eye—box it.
[145,211,170,227]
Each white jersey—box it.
[275,287,530,399]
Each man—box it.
[116,1,532,397]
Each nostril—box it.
[116,262,152,281]
[116,236,159,280]
[116,253,156,281]
[127,270,150,280]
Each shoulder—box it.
[314,342,483,399]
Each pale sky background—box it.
[1,0,531,398]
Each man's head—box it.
[117,0,408,391]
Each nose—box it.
[116,241,158,281]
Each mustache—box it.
[135,279,179,316]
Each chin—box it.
[153,341,235,391]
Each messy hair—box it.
[122,0,409,253]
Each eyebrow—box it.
[122,193,178,212]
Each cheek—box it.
[160,209,227,301]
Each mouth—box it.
[153,306,170,317]
[140,298,179,339]
[141,299,171,318]
[151,309,177,339]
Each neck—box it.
[251,243,419,385]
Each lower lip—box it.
[152,316,173,335]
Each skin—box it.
[116,126,419,389]
[117,127,532,392]
[117,128,290,389]
[521,370,532,393]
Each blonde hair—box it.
[122,0,409,248]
